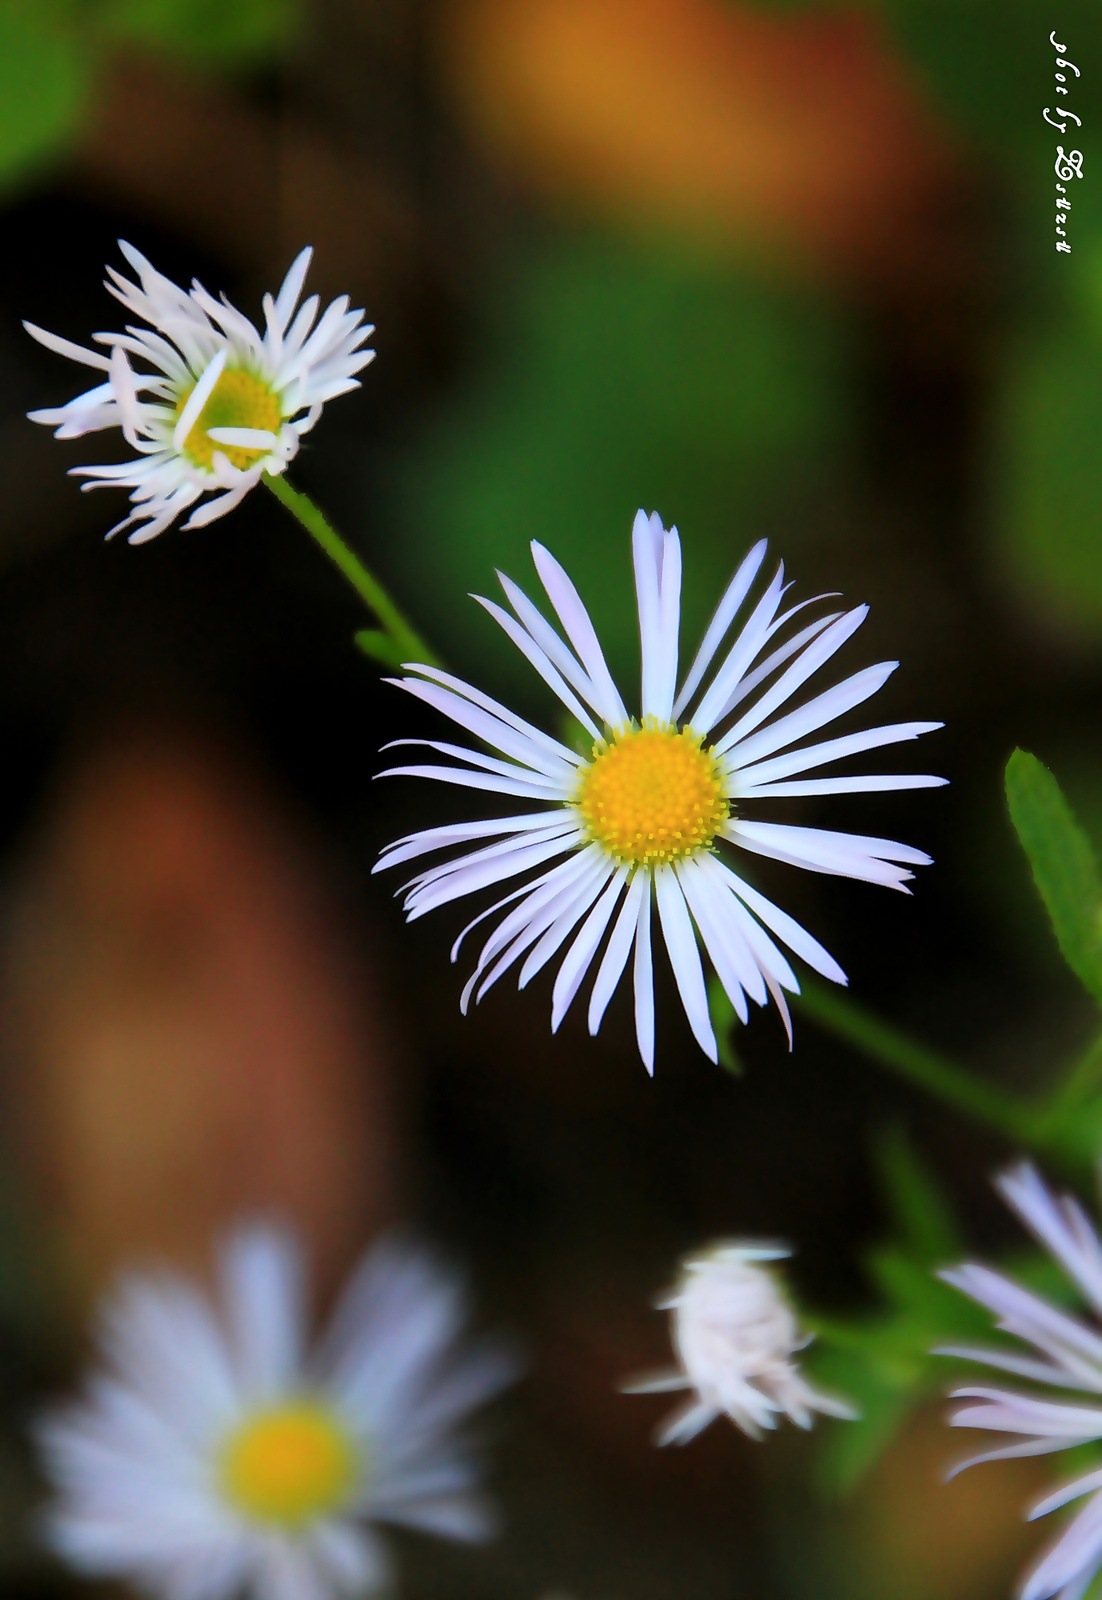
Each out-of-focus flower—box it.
[939,1164,1102,1600]
[625,1243,855,1443]
[37,1224,513,1599]
[25,244,374,542]
[376,510,943,1071]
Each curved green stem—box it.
[794,979,1046,1152]
[266,476,440,668]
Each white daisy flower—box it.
[37,1224,514,1600]
[939,1165,1102,1600]
[625,1243,855,1444]
[374,510,944,1071]
[24,243,374,543]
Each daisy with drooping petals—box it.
[25,243,374,543]
[375,510,944,1071]
[940,1165,1102,1600]
[624,1243,855,1444]
[37,1224,513,1600]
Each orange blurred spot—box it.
[6,729,400,1301]
[442,0,957,276]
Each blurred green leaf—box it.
[0,0,91,194]
[707,974,743,1074]
[872,1125,960,1264]
[809,1130,981,1494]
[1006,749,1102,1005]
[994,283,1102,638]
[99,0,296,62]
[354,628,406,669]
[388,232,849,690]
[872,0,1102,160]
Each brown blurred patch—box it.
[2,726,400,1305]
[440,0,967,285]
[72,51,415,307]
[842,1401,1049,1600]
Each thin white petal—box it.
[654,865,716,1062]
[552,868,629,1031]
[172,349,227,453]
[673,538,767,721]
[530,541,628,728]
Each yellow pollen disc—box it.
[176,369,282,471]
[219,1403,357,1528]
[575,723,728,867]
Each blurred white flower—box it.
[625,1243,855,1443]
[940,1164,1102,1600]
[37,1225,513,1600]
[376,511,944,1071]
[25,243,374,542]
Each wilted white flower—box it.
[376,511,944,1071]
[25,243,374,542]
[624,1243,855,1443]
[37,1224,513,1600]
[940,1164,1102,1600]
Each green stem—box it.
[266,476,440,667]
[794,979,1040,1149]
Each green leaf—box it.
[1005,748,1102,1004]
[0,0,91,193]
[707,974,743,1074]
[99,0,298,64]
[353,629,404,669]
[873,1126,961,1265]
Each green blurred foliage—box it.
[809,1129,1080,1495]
[799,756,1102,1495]
[0,0,295,197]
[808,1130,988,1494]
[1006,748,1102,1006]
[388,232,849,692]
[100,0,296,61]
[0,1,89,192]
[994,232,1102,637]
[873,0,1102,161]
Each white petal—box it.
[588,870,647,1035]
[172,349,227,453]
[551,868,629,1031]
[530,541,628,728]
[633,510,681,725]
[733,720,944,788]
[718,659,896,763]
[716,605,868,748]
[473,595,601,738]
[673,538,767,721]
[999,1165,1102,1324]
[273,247,314,332]
[654,865,716,1062]
[633,884,655,1074]
[24,321,113,371]
[220,1226,305,1399]
[206,428,280,449]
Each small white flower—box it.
[37,1224,513,1600]
[25,243,374,543]
[375,510,945,1071]
[939,1164,1102,1600]
[625,1243,855,1443]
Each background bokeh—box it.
[0,1,1098,1596]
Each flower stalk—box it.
[265,475,441,668]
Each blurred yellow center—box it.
[575,724,728,866]
[177,369,281,471]
[220,1403,356,1527]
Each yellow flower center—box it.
[176,368,282,471]
[575,723,728,867]
[219,1402,357,1528]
